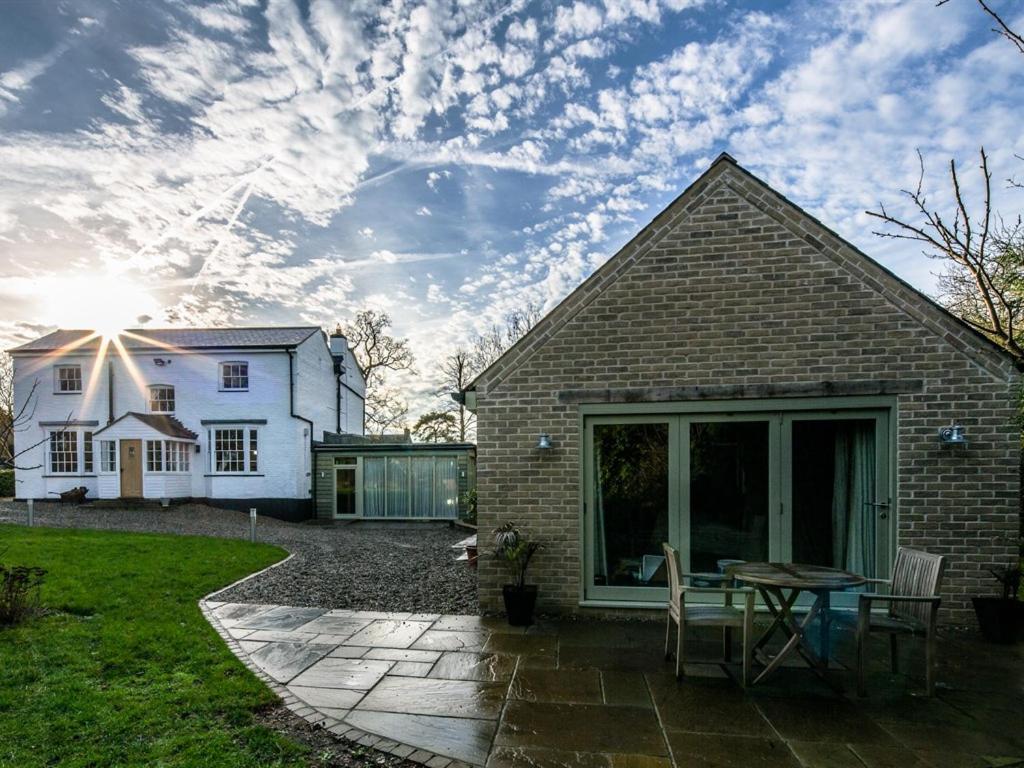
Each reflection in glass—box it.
[689,421,770,572]
[335,467,356,516]
[792,420,877,577]
[593,423,669,588]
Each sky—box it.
[1,0,1022,423]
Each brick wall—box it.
[473,158,1021,625]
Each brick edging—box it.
[199,564,473,768]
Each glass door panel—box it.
[687,420,772,572]
[590,421,672,597]
[786,413,890,583]
[335,466,357,517]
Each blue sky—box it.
[1,0,1022,419]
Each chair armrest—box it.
[857,593,941,605]
[862,578,891,585]
[681,586,755,595]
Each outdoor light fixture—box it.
[938,422,968,447]
[536,433,553,450]
[194,444,201,454]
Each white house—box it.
[8,327,365,519]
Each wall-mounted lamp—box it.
[536,433,553,450]
[938,422,968,447]
[194,444,201,454]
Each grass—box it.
[0,525,314,768]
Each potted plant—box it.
[972,560,1023,644]
[494,522,541,626]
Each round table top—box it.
[730,562,867,590]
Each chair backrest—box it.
[890,547,946,623]
[662,543,682,604]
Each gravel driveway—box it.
[0,501,478,614]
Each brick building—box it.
[464,154,1021,625]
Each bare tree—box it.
[430,303,544,442]
[341,310,415,435]
[0,375,71,472]
[437,348,475,441]
[412,410,459,443]
[470,301,544,373]
[868,150,1024,360]
[0,353,13,465]
[938,0,1024,55]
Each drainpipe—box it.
[107,360,115,424]
[336,373,342,433]
[288,350,316,514]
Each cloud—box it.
[0,0,1021,429]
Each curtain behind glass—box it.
[593,441,607,581]
[832,423,876,577]
[411,457,434,518]
[387,457,409,517]
[434,457,458,518]
[364,458,386,517]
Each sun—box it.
[39,271,159,337]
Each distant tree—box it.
[431,303,544,442]
[469,302,544,373]
[412,410,459,443]
[341,310,415,434]
[437,348,475,441]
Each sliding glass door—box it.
[584,407,892,603]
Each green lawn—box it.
[0,525,314,768]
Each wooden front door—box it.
[120,439,142,498]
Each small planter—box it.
[502,584,538,626]
[972,597,1023,644]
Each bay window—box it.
[49,430,78,473]
[212,428,258,473]
[100,441,117,472]
[145,440,192,473]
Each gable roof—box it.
[467,153,1022,394]
[94,412,198,440]
[8,326,320,354]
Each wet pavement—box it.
[204,602,1024,767]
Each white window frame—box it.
[100,440,117,473]
[54,364,82,394]
[148,385,175,414]
[48,430,79,474]
[83,431,94,473]
[210,427,259,474]
[145,440,192,474]
[219,361,249,392]
[146,440,163,472]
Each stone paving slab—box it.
[203,601,1024,768]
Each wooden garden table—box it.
[730,562,866,687]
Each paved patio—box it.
[203,602,1024,768]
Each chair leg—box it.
[889,634,899,674]
[664,612,672,661]
[742,598,754,689]
[925,629,936,697]
[676,620,684,680]
[722,626,732,663]
[856,600,870,698]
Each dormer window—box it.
[219,361,249,391]
[149,385,175,413]
[54,364,82,393]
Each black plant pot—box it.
[502,584,538,627]
[972,597,1023,644]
